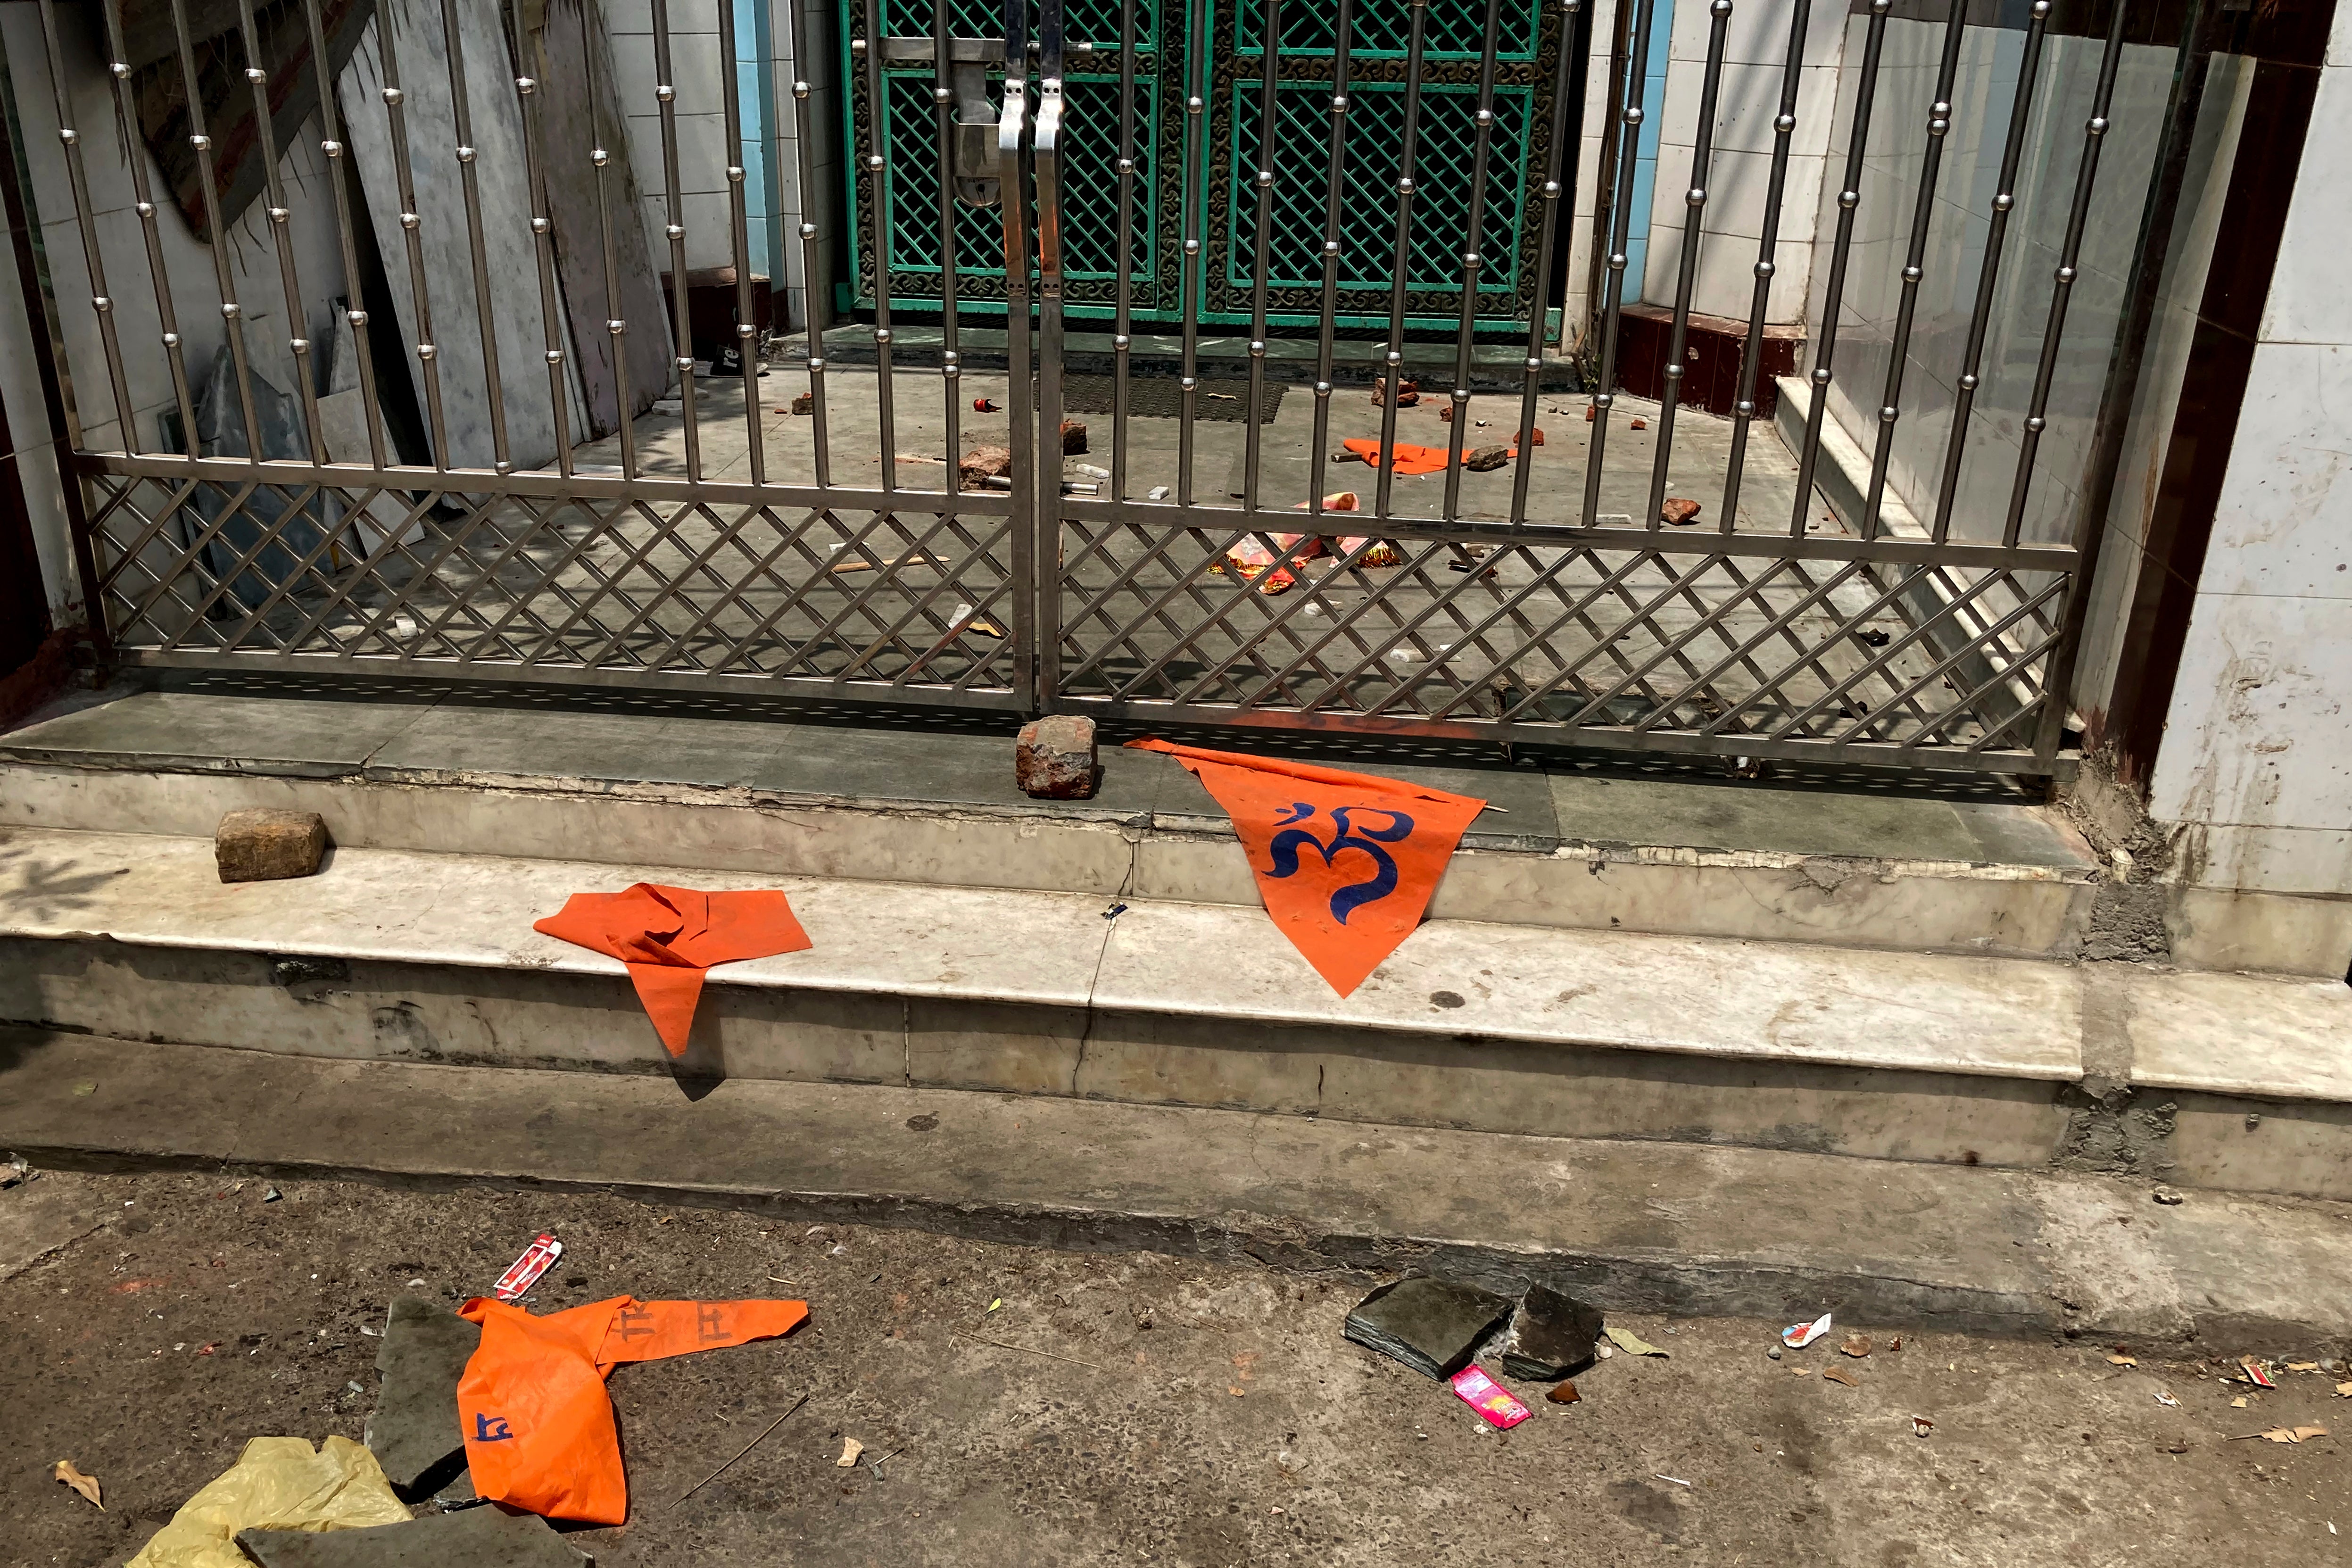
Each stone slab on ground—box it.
[1342,1277,1514,1379]
[1497,1284,1606,1381]
[364,1295,480,1497]
[6,1028,2352,1349]
[238,1505,591,1566]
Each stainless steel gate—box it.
[6,0,2201,776]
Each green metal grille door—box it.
[841,0,1564,331]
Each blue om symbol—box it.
[1267,802,1416,925]
[474,1414,515,1442]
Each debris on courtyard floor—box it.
[128,1437,409,1567]
[1782,1311,1834,1349]
[51,1460,101,1509]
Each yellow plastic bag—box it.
[128,1436,411,1568]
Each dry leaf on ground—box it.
[836,1438,865,1468]
[1842,1336,1873,1359]
[1546,1381,1581,1404]
[2107,1353,2139,1367]
[1605,1326,1669,1358]
[2335,1382,2352,1397]
[1822,1366,1860,1388]
[52,1460,101,1510]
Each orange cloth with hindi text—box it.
[533,883,811,1056]
[457,1294,809,1524]
[1128,739,1485,996]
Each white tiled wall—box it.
[606,0,825,328]
[1637,0,1848,322]
[2146,17,2352,903]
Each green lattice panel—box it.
[1226,78,1530,297]
[1235,0,1540,61]
[868,70,1165,298]
[880,0,1161,44]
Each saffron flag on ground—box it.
[1128,738,1486,997]
[533,883,812,1056]
[457,1294,809,1525]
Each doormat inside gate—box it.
[1059,374,1285,424]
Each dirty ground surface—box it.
[5,1169,2346,1567]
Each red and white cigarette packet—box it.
[493,1233,563,1301]
[1449,1364,1532,1429]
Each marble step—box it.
[1,683,2105,963]
[3,824,2347,1195]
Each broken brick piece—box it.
[959,445,1014,485]
[1661,497,1703,526]
[215,809,327,883]
[1463,445,1511,472]
[1061,418,1089,455]
[1519,427,1546,447]
[790,391,814,415]
[1015,714,1101,800]
[1373,376,1420,408]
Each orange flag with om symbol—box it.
[1128,739,1486,996]
[457,1294,809,1524]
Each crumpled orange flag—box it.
[1129,739,1486,996]
[1340,438,1529,474]
[457,1294,808,1524]
[533,883,811,1055]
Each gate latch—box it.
[873,37,1005,208]
[951,60,1000,207]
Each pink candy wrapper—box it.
[493,1232,563,1301]
[1449,1365,1532,1429]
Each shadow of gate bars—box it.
[0,0,2212,778]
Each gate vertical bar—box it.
[1240,0,1281,514]
[1440,0,1506,523]
[1788,0,1891,535]
[1718,0,1814,532]
[1510,0,1582,530]
[1372,0,1429,521]
[1579,0,1657,526]
[1306,0,1357,524]
[1001,0,1039,704]
[1035,0,1068,695]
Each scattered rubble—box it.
[1661,498,1702,526]
[1372,376,1419,407]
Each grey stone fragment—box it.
[215,808,328,882]
[364,1295,480,1498]
[1496,1283,1604,1381]
[1342,1276,1514,1380]
[1463,445,1511,472]
[236,1505,592,1566]
[1015,715,1100,800]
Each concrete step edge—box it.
[5,1029,2348,1351]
